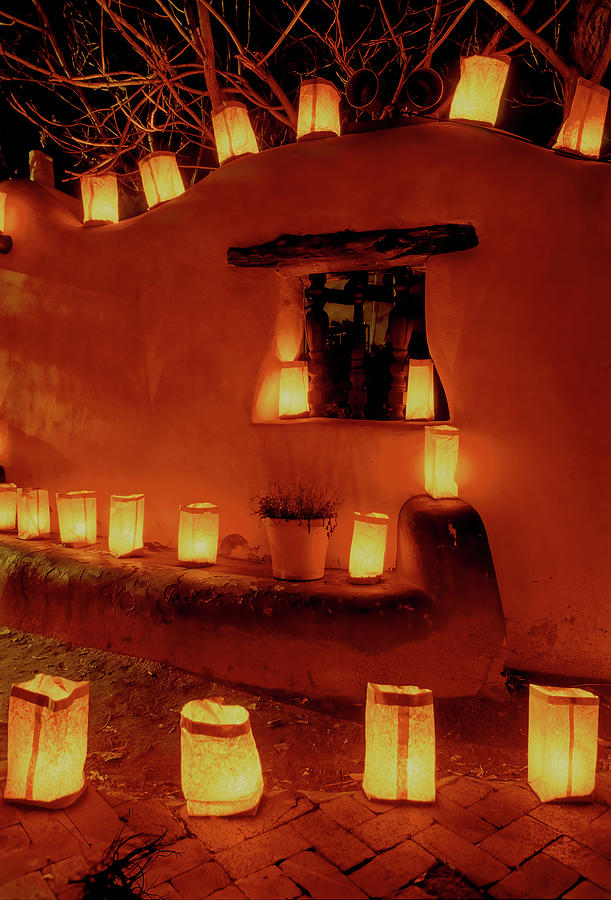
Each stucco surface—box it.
[0,121,609,677]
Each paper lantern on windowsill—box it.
[181,699,263,816]
[297,78,341,140]
[212,102,259,165]
[349,512,389,584]
[553,78,609,159]
[57,491,97,548]
[0,483,18,531]
[4,674,89,808]
[81,173,119,225]
[17,489,50,540]
[425,425,459,499]
[450,55,510,126]
[279,361,309,418]
[528,684,599,802]
[108,493,144,558]
[406,359,435,421]
[363,683,435,803]
[178,502,219,567]
[139,152,185,208]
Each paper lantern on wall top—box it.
[528,684,599,802]
[139,152,185,208]
[4,674,89,808]
[279,361,309,418]
[297,78,341,140]
[212,102,259,165]
[0,483,18,531]
[178,502,219,567]
[553,78,609,159]
[425,425,459,499]
[181,698,263,816]
[406,359,435,420]
[363,683,435,803]
[57,491,97,547]
[450,55,510,126]
[81,173,119,225]
[108,493,144,558]
[17,488,50,540]
[349,512,389,584]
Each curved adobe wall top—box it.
[0,121,610,678]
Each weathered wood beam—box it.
[227,224,477,269]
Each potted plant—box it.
[253,481,341,581]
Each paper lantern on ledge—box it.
[4,673,89,808]
[178,502,219,567]
[181,698,263,816]
[57,491,97,548]
[406,359,435,420]
[81,173,119,225]
[279,361,309,418]
[553,78,609,159]
[17,488,50,540]
[297,78,341,140]
[108,493,144,558]
[0,483,18,531]
[450,55,510,126]
[349,512,389,584]
[425,425,459,499]
[528,684,599,802]
[212,102,259,165]
[139,152,185,208]
[363,683,435,803]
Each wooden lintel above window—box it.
[227,224,477,272]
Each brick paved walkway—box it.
[0,775,609,899]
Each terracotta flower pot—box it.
[264,518,330,581]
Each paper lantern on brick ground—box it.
[279,361,309,418]
[109,493,144,558]
[4,674,89,808]
[349,512,389,584]
[81,173,119,225]
[554,78,609,159]
[212,102,259,165]
[297,78,341,140]
[450,55,510,126]
[528,684,599,802]
[0,483,17,531]
[363,683,435,803]
[57,491,97,548]
[181,699,263,816]
[178,502,219,566]
[406,359,435,420]
[425,424,459,499]
[17,488,50,540]
[139,152,185,208]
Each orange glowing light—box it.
[4,674,89,808]
[363,683,436,803]
[425,425,459,499]
[181,698,263,816]
[212,102,259,165]
[297,78,341,140]
[0,483,17,531]
[349,512,389,584]
[554,78,609,159]
[178,502,219,567]
[0,191,6,232]
[81,173,119,224]
[406,359,435,420]
[108,493,144,558]
[17,488,50,540]
[56,491,97,548]
[279,361,309,418]
[528,684,599,802]
[138,152,185,208]
[450,55,510,126]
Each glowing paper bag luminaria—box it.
[297,78,341,140]
[138,152,185,208]
[278,361,309,418]
[450,55,510,126]
[348,512,389,584]
[178,502,219,567]
[363,683,436,803]
[212,102,259,165]
[528,684,599,802]
[0,482,18,531]
[4,674,89,808]
[181,698,263,816]
[424,424,459,499]
[80,173,119,225]
[17,488,50,540]
[56,491,97,548]
[405,359,435,420]
[108,493,144,558]
[553,78,609,159]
